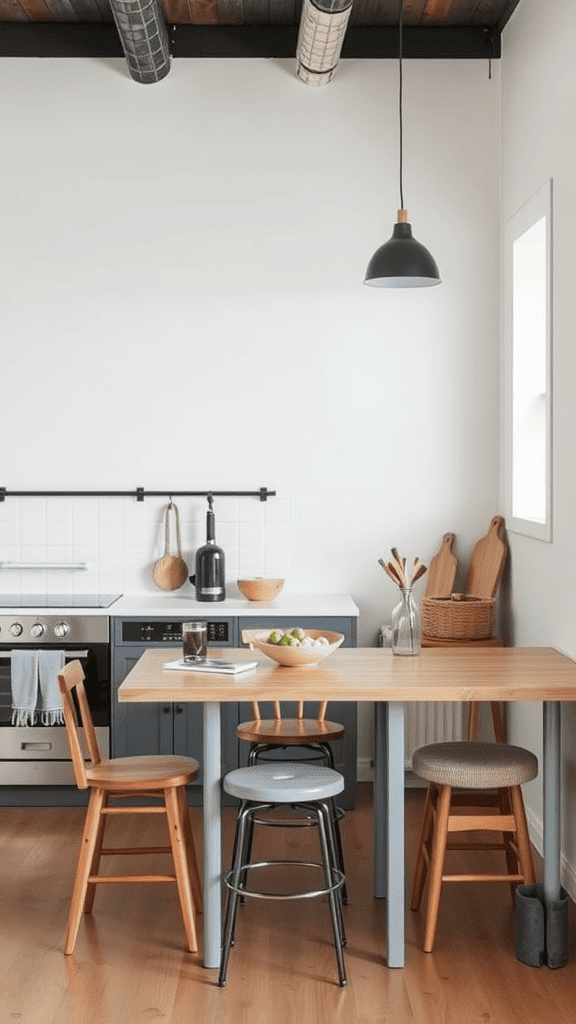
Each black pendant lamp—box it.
[364,1,441,288]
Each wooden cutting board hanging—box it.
[463,515,508,599]
[424,533,458,598]
[152,501,189,591]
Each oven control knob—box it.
[9,622,23,637]
[30,623,44,638]
[54,622,70,639]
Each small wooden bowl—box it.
[237,578,285,602]
[248,629,344,667]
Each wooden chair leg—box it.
[422,785,451,953]
[467,703,480,741]
[164,787,198,953]
[83,791,109,914]
[410,784,436,912]
[509,784,536,885]
[176,786,203,916]
[65,787,105,955]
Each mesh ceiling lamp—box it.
[364,1,441,288]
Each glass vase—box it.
[391,587,421,656]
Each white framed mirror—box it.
[503,180,553,542]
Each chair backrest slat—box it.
[58,660,102,790]
[241,630,330,724]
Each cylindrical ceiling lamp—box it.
[109,0,170,84]
[296,0,354,86]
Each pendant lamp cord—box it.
[398,0,404,211]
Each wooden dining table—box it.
[118,645,576,969]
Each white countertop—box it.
[0,593,359,618]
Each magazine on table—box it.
[163,658,258,675]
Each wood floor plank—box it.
[1,788,575,1024]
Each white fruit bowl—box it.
[247,629,344,667]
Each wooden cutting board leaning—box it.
[462,515,508,599]
[423,533,458,598]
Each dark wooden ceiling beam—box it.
[496,0,521,31]
[0,21,501,56]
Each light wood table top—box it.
[117,646,576,704]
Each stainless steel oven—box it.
[0,611,112,785]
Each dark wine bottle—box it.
[189,495,226,602]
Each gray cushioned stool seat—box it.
[412,740,538,789]
[223,762,344,803]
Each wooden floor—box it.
[1,784,575,1024]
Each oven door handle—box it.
[0,650,89,662]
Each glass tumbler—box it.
[183,621,208,662]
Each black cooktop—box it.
[0,594,122,609]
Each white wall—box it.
[501,0,576,892]
[0,55,500,765]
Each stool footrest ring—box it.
[224,860,345,901]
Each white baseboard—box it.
[525,805,576,904]
[356,759,426,787]
[357,757,373,782]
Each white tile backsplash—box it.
[0,496,291,596]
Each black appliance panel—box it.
[121,620,230,644]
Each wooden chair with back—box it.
[57,659,202,955]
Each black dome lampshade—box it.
[364,209,441,288]
[363,1,441,289]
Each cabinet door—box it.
[112,653,173,757]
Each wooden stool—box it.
[58,660,202,955]
[410,740,537,952]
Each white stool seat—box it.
[223,763,344,803]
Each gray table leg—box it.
[203,701,221,968]
[374,701,405,966]
[386,701,405,968]
[374,701,387,899]
[543,700,562,904]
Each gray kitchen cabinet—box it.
[112,614,358,808]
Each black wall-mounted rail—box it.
[0,487,275,503]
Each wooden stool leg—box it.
[176,786,203,916]
[65,787,105,955]
[467,703,480,741]
[165,787,198,953]
[509,785,536,886]
[496,788,519,902]
[410,783,436,912]
[83,791,109,914]
[490,702,507,743]
[422,785,452,953]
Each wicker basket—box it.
[421,594,495,641]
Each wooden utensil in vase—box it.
[153,501,189,591]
